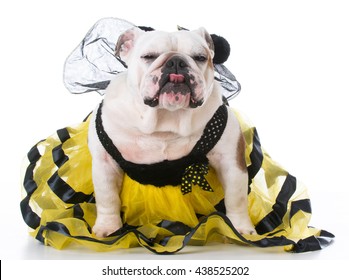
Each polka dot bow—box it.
[181,163,214,195]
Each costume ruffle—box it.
[20,109,334,254]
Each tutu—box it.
[20,108,334,254]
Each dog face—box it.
[116,28,215,111]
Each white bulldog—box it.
[88,27,256,238]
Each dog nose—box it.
[165,56,188,72]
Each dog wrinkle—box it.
[152,75,158,84]
[171,35,178,51]
[99,150,120,173]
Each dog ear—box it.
[194,27,215,53]
[179,26,230,64]
[115,27,144,64]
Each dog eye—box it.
[193,55,207,62]
[141,54,158,60]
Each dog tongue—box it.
[169,73,185,83]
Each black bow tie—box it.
[181,163,213,195]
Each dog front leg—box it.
[219,164,256,235]
[209,136,256,235]
[91,152,124,238]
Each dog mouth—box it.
[144,73,203,108]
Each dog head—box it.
[115,27,215,111]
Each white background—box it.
[0,0,348,269]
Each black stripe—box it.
[319,229,335,238]
[27,142,42,163]
[290,199,312,221]
[247,128,263,190]
[52,144,69,167]
[33,211,333,254]
[187,212,332,253]
[23,163,38,195]
[214,211,294,248]
[156,220,192,235]
[292,235,322,252]
[255,174,297,234]
[47,171,95,204]
[158,212,294,254]
[156,212,293,254]
[35,225,45,243]
[20,196,40,229]
[73,204,85,219]
[159,236,171,247]
[72,204,93,233]
[57,128,70,143]
[214,199,226,214]
[317,234,334,248]
[51,125,94,203]
[36,221,158,248]
[20,144,43,229]
[293,231,336,252]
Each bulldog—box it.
[88,27,256,238]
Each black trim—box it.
[214,199,226,214]
[247,128,263,191]
[290,199,312,221]
[33,210,334,254]
[52,144,69,167]
[21,119,94,232]
[20,196,40,229]
[95,101,228,187]
[20,109,335,254]
[57,128,70,143]
[292,235,322,252]
[47,171,95,204]
[72,204,93,233]
[20,143,43,229]
[156,220,192,235]
[23,162,39,195]
[27,143,42,163]
[255,174,297,234]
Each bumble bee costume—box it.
[20,18,334,254]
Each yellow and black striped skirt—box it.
[20,109,334,254]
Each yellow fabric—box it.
[121,170,224,228]
[20,108,333,253]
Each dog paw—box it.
[227,213,256,235]
[92,214,123,238]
